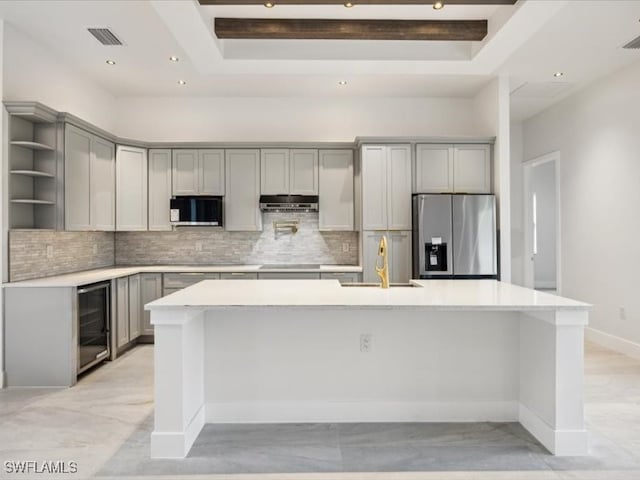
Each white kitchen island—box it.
[146,279,590,459]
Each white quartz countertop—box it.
[146,279,590,312]
[3,265,362,287]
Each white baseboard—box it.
[519,404,588,456]
[151,404,205,458]
[585,327,640,361]
[205,401,519,424]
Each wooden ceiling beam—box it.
[202,0,516,5]
[214,17,487,41]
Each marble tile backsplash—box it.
[9,230,115,281]
[116,213,358,266]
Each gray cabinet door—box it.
[290,149,318,195]
[361,145,388,230]
[90,136,116,231]
[319,272,360,284]
[200,149,225,195]
[319,150,354,231]
[64,124,92,231]
[261,149,290,195]
[116,146,148,231]
[172,149,198,195]
[453,144,491,194]
[116,277,129,348]
[148,149,172,231]
[389,230,412,283]
[225,149,261,231]
[140,273,163,336]
[387,145,412,231]
[362,231,383,284]
[219,272,258,280]
[415,144,454,193]
[128,274,141,340]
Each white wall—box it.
[522,59,640,349]
[531,161,556,289]
[114,96,481,143]
[2,24,116,132]
[473,76,511,281]
[510,122,524,286]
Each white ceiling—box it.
[0,0,638,121]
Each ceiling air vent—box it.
[87,28,123,46]
[623,34,640,49]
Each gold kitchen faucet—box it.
[375,235,390,289]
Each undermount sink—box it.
[341,282,420,288]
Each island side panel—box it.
[151,309,205,459]
[202,308,520,423]
[519,310,588,456]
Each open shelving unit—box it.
[5,102,63,230]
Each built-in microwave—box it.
[170,196,224,227]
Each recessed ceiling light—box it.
[178,80,187,85]
[169,56,179,62]
[433,1,444,10]
[554,72,564,78]
[338,80,348,86]
[106,59,116,65]
[344,2,354,7]
[264,1,274,7]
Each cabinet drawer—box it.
[220,272,258,280]
[320,272,361,284]
[163,273,220,288]
[162,287,182,297]
[258,272,321,280]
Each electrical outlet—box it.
[360,334,372,353]
[195,242,203,252]
[342,243,350,253]
[45,245,53,259]
[620,306,627,321]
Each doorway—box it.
[523,152,561,293]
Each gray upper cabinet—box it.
[415,144,491,194]
[65,124,115,231]
[172,149,198,195]
[319,150,354,231]
[261,149,290,195]
[172,149,224,196]
[200,150,225,195]
[290,149,318,195]
[361,144,411,231]
[261,149,319,195]
[225,149,262,231]
[148,149,172,231]
[116,145,148,231]
[452,144,491,193]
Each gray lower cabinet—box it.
[320,272,361,284]
[140,273,163,337]
[115,274,142,349]
[163,273,220,289]
[163,287,182,296]
[257,272,321,280]
[220,272,258,280]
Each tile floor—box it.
[1,342,640,480]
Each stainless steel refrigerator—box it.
[412,194,498,279]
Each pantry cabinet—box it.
[116,145,148,231]
[361,144,412,231]
[64,124,115,231]
[414,144,491,194]
[319,149,354,231]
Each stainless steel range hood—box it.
[259,195,319,213]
